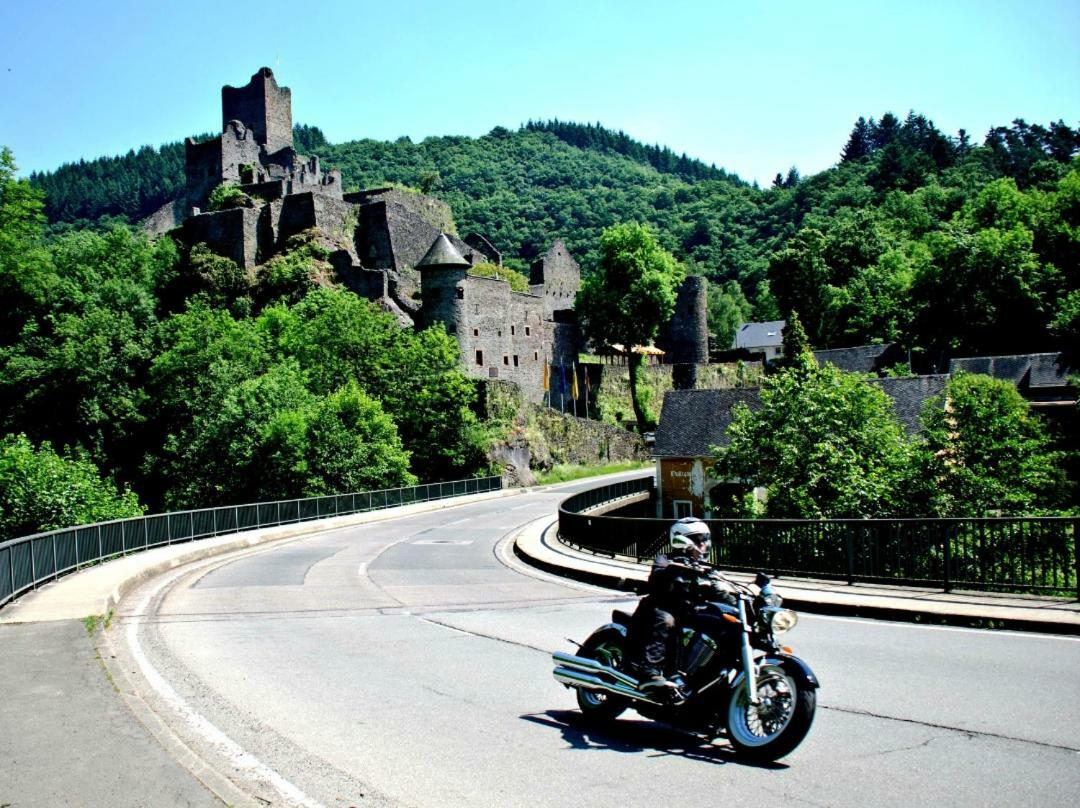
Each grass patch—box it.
[536,460,651,485]
[82,614,99,636]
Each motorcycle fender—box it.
[730,655,820,693]
[592,622,629,639]
[768,654,821,690]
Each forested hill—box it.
[520,120,740,183]
[26,113,1080,359]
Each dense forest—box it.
[3,110,1078,537]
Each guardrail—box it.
[0,475,503,610]
[559,478,1080,597]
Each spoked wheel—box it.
[726,664,816,761]
[575,632,629,722]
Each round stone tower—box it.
[417,233,470,335]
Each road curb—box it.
[513,517,1080,635]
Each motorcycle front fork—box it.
[738,599,759,705]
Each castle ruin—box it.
[147,68,708,404]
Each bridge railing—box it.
[559,478,1080,597]
[0,475,503,610]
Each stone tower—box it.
[658,275,709,388]
[221,67,293,155]
[417,233,471,334]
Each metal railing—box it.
[559,479,1080,597]
[0,476,503,610]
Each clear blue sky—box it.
[2,0,1077,186]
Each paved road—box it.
[107,477,1080,808]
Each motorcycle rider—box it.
[631,516,716,694]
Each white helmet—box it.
[669,517,711,552]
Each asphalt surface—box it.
[102,479,1080,807]
[3,475,1079,807]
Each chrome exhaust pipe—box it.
[552,651,640,689]
[551,651,660,705]
[552,666,660,705]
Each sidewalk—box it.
[514,516,1080,635]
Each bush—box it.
[0,434,143,539]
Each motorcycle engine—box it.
[677,628,717,677]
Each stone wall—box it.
[345,188,456,235]
[181,207,261,268]
[479,380,647,485]
[358,200,474,312]
[529,239,581,320]
[590,361,764,426]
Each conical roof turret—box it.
[417,233,470,268]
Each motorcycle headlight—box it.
[761,607,798,636]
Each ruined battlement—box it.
[222,67,293,155]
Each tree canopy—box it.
[576,222,685,431]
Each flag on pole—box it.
[571,362,579,400]
[542,360,549,392]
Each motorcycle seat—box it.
[611,609,633,625]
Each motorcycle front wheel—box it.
[725,664,816,761]
[574,631,629,722]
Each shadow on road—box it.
[520,709,788,770]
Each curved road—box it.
[109,476,1080,807]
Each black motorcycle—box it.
[552,571,818,762]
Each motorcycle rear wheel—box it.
[725,664,816,762]
[575,631,630,722]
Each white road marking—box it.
[127,569,325,808]
[804,612,1080,642]
[445,517,471,526]
[508,504,533,510]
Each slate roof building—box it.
[813,344,904,375]
[733,320,785,360]
[651,389,762,519]
[651,377,948,518]
[949,353,1075,410]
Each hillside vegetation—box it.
[4,112,1077,535]
[30,114,1080,358]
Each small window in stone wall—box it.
[525,326,531,336]
[475,350,483,365]
[511,325,516,335]
[497,330,502,337]
[456,287,465,299]
[503,355,509,365]
[473,328,479,336]
[488,367,498,378]
[534,351,539,361]
[513,355,519,367]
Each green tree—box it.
[714,362,913,517]
[0,147,51,344]
[576,223,686,431]
[262,382,416,496]
[707,280,752,349]
[916,373,1068,516]
[0,433,143,539]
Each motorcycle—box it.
[552,570,818,762]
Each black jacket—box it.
[646,552,709,612]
